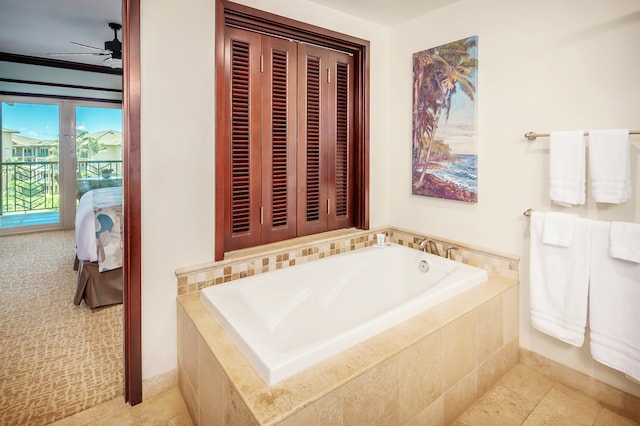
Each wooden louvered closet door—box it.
[223,28,297,252]
[297,45,354,236]
[327,50,355,231]
[222,27,354,253]
[223,27,263,252]
[261,36,298,243]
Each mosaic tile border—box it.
[175,226,520,295]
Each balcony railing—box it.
[77,159,123,180]
[0,160,122,215]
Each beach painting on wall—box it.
[412,35,478,202]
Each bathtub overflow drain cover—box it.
[418,259,430,273]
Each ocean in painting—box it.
[428,154,477,194]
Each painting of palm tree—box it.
[412,36,478,202]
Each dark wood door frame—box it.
[123,0,142,405]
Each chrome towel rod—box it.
[525,130,640,141]
[523,208,533,217]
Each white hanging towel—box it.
[529,211,590,346]
[588,129,631,204]
[610,221,640,263]
[590,220,640,381]
[542,212,577,247]
[549,131,586,206]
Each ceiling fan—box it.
[48,22,122,68]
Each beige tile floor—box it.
[50,387,193,426]
[454,364,639,426]
[52,364,638,425]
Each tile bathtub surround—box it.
[175,226,520,295]
[177,275,519,425]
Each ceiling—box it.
[0,0,122,68]
[308,0,459,26]
[0,0,457,68]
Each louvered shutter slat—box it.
[271,49,289,228]
[335,61,349,218]
[230,39,252,234]
[305,56,322,222]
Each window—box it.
[215,0,369,260]
[0,97,121,232]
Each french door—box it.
[73,104,124,215]
[0,98,63,232]
[0,96,122,234]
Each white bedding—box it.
[75,187,123,262]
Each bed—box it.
[73,186,123,308]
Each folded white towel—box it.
[529,211,590,346]
[610,221,640,263]
[590,220,640,381]
[588,129,631,204]
[543,212,577,247]
[549,131,586,206]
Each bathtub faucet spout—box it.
[417,239,441,256]
[446,247,458,260]
[428,241,441,257]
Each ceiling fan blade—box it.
[69,41,110,54]
[47,52,106,56]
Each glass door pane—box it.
[0,100,61,231]
[75,106,123,201]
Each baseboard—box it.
[142,369,178,400]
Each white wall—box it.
[140,0,215,378]
[139,0,390,379]
[388,0,640,395]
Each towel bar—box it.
[524,130,640,141]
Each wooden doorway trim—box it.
[123,0,142,405]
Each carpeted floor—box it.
[0,230,123,425]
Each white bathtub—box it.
[200,243,488,385]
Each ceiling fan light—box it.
[104,57,122,68]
